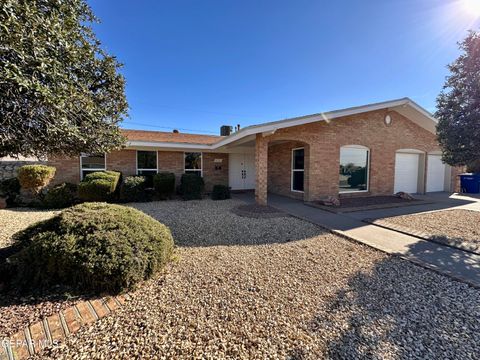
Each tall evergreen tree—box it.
[0,0,128,158]
[436,31,480,172]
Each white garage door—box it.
[394,153,420,194]
[426,155,446,192]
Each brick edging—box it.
[1,294,131,360]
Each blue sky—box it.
[89,0,480,135]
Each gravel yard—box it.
[0,208,57,249]
[130,199,322,246]
[39,200,480,359]
[374,209,480,253]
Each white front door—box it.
[229,153,256,190]
[394,153,420,194]
[426,154,446,192]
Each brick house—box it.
[49,98,458,205]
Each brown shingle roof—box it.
[121,129,222,145]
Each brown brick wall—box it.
[260,109,443,201]
[48,156,80,185]
[48,150,229,194]
[203,152,229,192]
[107,150,136,176]
[157,151,184,187]
[268,141,305,200]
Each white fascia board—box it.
[127,141,212,150]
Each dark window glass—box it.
[339,147,369,192]
[185,153,202,170]
[293,148,304,170]
[81,154,105,169]
[137,151,157,170]
[292,171,304,192]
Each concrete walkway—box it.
[235,193,480,288]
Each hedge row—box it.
[2,166,231,208]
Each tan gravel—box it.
[376,209,480,253]
[0,208,57,249]
[40,200,480,359]
[129,199,323,246]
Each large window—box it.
[80,154,105,179]
[291,148,304,192]
[339,146,369,193]
[184,152,202,176]
[137,151,157,176]
[137,151,157,187]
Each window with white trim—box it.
[291,148,304,192]
[137,151,158,176]
[339,145,370,193]
[184,152,202,176]
[80,154,106,179]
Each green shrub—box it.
[0,178,21,206]
[211,185,230,200]
[78,171,121,202]
[8,202,174,294]
[153,172,175,199]
[120,176,149,202]
[84,170,121,190]
[78,179,114,202]
[17,165,56,192]
[179,173,204,200]
[43,183,78,209]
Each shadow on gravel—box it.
[311,241,480,359]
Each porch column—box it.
[255,134,268,205]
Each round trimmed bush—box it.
[78,178,115,202]
[211,184,230,200]
[153,172,175,199]
[8,203,174,293]
[17,165,56,192]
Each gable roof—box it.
[125,98,438,150]
[121,129,222,145]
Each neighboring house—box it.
[48,98,460,205]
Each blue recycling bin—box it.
[460,174,480,193]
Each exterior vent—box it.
[220,125,232,136]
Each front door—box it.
[229,153,256,190]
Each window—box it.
[80,154,106,179]
[137,151,157,187]
[137,151,157,176]
[339,146,369,193]
[291,148,304,192]
[184,152,202,176]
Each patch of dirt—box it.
[231,204,287,218]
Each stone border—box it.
[0,294,131,360]
[364,218,480,256]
